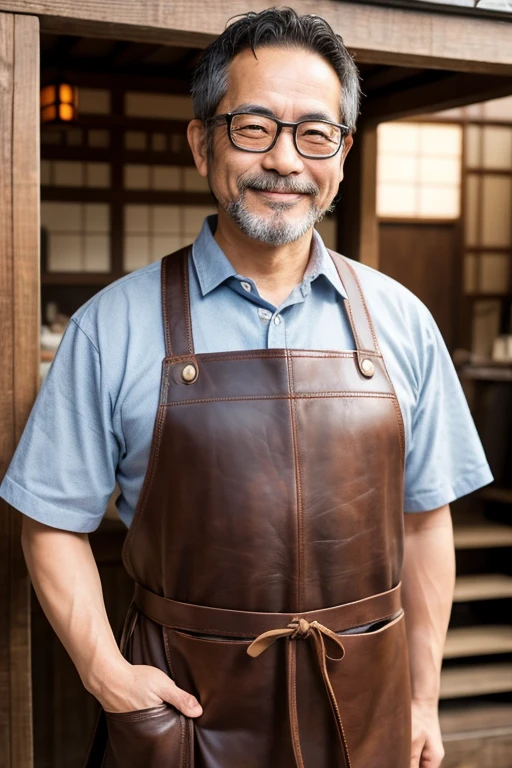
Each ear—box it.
[187,119,208,177]
[338,134,354,183]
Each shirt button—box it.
[240,281,252,292]
[258,308,272,320]
[274,315,282,325]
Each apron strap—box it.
[328,250,382,377]
[160,245,381,375]
[161,246,194,358]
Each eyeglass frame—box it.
[205,111,350,160]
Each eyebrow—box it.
[232,103,339,123]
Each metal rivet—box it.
[182,364,198,383]
[361,358,375,378]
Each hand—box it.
[410,699,445,768]
[95,661,203,718]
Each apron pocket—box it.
[327,611,412,768]
[165,629,294,768]
[104,703,192,767]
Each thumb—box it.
[161,677,203,718]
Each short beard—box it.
[220,172,334,246]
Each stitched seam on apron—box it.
[182,250,194,355]
[124,399,168,573]
[162,257,173,357]
[163,625,176,679]
[286,350,305,612]
[343,257,406,464]
[163,392,398,407]
[163,351,381,364]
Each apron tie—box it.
[247,618,351,768]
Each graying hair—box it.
[191,8,361,135]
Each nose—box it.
[260,126,305,176]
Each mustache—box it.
[237,173,320,196]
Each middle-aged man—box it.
[0,8,493,768]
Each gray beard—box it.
[219,173,333,246]
[223,197,331,246]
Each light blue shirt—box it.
[0,216,493,532]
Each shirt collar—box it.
[191,214,347,301]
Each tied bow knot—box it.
[247,617,346,661]
[246,616,350,768]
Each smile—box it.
[249,189,306,203]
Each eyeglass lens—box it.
[230,113,342,157]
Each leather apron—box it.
[85,246,411,768]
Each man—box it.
[0,8,492,768]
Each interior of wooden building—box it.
[2,4,512,766]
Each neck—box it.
[213,210,314,307]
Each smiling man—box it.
[1,8,493,768]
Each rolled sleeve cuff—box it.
[404,463,494,513]
[0,474,104,533]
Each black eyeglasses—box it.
[206,111,349,159]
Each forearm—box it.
[21,515,128,699]
[402,504,455,703]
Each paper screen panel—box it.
[152,205,181,233]
[419,186,459,218]
[464,174,480,247]
[125,205,149,234]
[378,123,419,153]
[464,125,482,168]
[482,126,512,170]
[84,235,110,272]
[377,183,416,216]
[472,300,501,358]
[481,176,512,247]
[85,163,110,188]
[419,124,462,157]
[88,130,109,148]
[125,131,147,150]
[125,164,151,189]
[41,202,81,232]
[152,166,181,190]
[48,234,82,271]
[124,235,150,271]
[78,88,111,115]
[54,161,84,187]
[480,253,510,294]
[125,92,193,120]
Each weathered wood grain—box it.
[0,10,39,768]
[1,0,512,74]
[0,16,16,768]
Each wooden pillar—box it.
[336,123,379,269]
[0,12,40,768]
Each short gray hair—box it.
[191,8,361,135]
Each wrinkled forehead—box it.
[221,46,343,122]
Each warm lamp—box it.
[40,83,78,124]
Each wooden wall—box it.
[0,12,40,768]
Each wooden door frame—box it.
[0,11,40,768]
[0,3,512,767]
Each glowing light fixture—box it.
[40,83,78,124]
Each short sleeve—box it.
[0,318,119,532]
[403,312,493,512]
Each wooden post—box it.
[0,12,40,768]
[337,123,379,269]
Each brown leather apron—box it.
[85,246,411,768]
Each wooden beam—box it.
[364,71,512,122]
[1,0,512,75]
[0,11,40,768]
